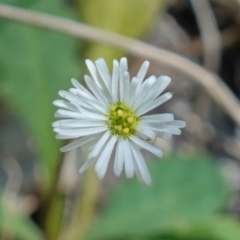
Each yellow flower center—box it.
[106,102,138,137]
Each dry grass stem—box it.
[0,4,240,126]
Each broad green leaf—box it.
[75,0,170,65]
[0,1,78,192]
[0,194,43,240]
[84,154,229,240]
[156,217,240,240]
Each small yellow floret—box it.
[123,128,129,134]
[117,109,123,116]
[116,125,122,131]
[127,117,134,123]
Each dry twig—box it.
[175,25,240,57]
[0,4,240,126]
[191,0,222,72]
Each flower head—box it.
[53,58,186,184]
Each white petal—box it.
[130,142,151,185]
[80,100,107,114]
[55,126,107,138]
[72,103,107,121]
[52,119,105,128]
[71,78,96,100]
[135,61,149,92]
[83,112,107,121]
[82,133,103,152]
[88,131,111,158]
[119,72,130,102]
[56,134,79,139]
[164,126,182,135]
[136,128,156,141]
[113,137,123,176]
[136,122,156,140]
[161,120,186,128]
[79,157,96,173]
[129,135,163,158]
[137,92,172,116]
[53,100,77,111]
[113,138,123,176]
[71,78,82,89]
[85,59,103,89]
[60,136,93,152]
[123,72,131,103]
[131,156,143,182]
[95,136,118,179]
[68,88,107,114]
[123,139,134,178]
[112,60,119,102]
[95,58,111,92]
[127,77,138,105]
[85,75,110,108]
[68,89,105,114]
[69,87,92,100]
[142,76,171,103]
[59,90,99,112]
[146,76,171,101]
[120,57,128,72]
[54,109,84,119]
[119,58,128,102]
[58,90,82,104]
[137,75,156,95]
[151,125,182,135]
[131,76,156,110]
[157,132,172,140]
[140,113,174,123]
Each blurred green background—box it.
[1,0,240,239]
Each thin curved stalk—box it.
[0,4,240,126]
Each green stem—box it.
[60,165,100,240]
[77,166,100,239]
[41,156,64,240]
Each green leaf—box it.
[157,217,240,240]
[84,154,229,240]
[0,194,43,240]
[0,1,78,192]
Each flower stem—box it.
[60,162,100,240]
[41,157,64,240]
[76,166,100,239]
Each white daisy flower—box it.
[53,58,186,184]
